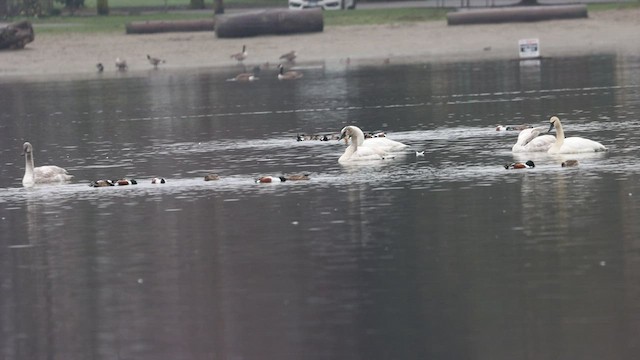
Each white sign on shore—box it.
[518,38,540,59]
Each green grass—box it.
[325,8,449,26]
[23,6,450,34]
[587,1,640,11]
[82,0,283,8]
[27,13,211,33]
[14,1,639,35]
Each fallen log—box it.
[125,19,215,34]
[215,8,323,38]
[0,20,35,50]
[447,5,587,26]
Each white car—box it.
[288,0,356,10]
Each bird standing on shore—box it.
[231,45,248,63]
[115,57,127,71]
[96,63,104,72]
[147,54,166,69]
[279,50,297,63]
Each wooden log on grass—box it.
[0,20,34,50]
[447,5,587,26]
[215,8,323,38]
[126,19,215,34]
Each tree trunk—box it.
[97,0,109,15]
[190,0,205,9]
[0,20,35,50]
[0,0,7,17]
[215,9,323,38]
[214,0,224,14]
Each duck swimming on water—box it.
[504,160,535,169]
[114,179,137,185]
[256,176,286,183]
[90,179,114,187]
[277,64,303,80]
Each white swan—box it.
[511,126,556,152]
[22,142,73,187]
[338,125,407,163]
[547,116,607,154]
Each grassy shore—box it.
[18,7,452,33]
[81,0,283,7]
[7,1,640,34]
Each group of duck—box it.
[96,45,302,82]
[20,141,311,188]
[18,115,605,188]
[297,131,386,142]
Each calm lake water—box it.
[1,54,640,360]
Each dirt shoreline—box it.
[1,8,639,79]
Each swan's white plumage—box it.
[361,136,408,153]
[547,116,607,154]
[22,142,72,187]
[338,125,407,163]
[511,126,556,152]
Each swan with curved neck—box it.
[338,125,407,163]
[22,142,73,187]
[547,116,607,154]
[511,126,556,152]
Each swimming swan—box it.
[22,142,73,187]
[511,126,556,152]
[338,125,407,163]
[547,116,607,154]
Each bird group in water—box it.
[20,115,604,188]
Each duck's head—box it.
[548,116,560,132]
[525,160,535,168]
